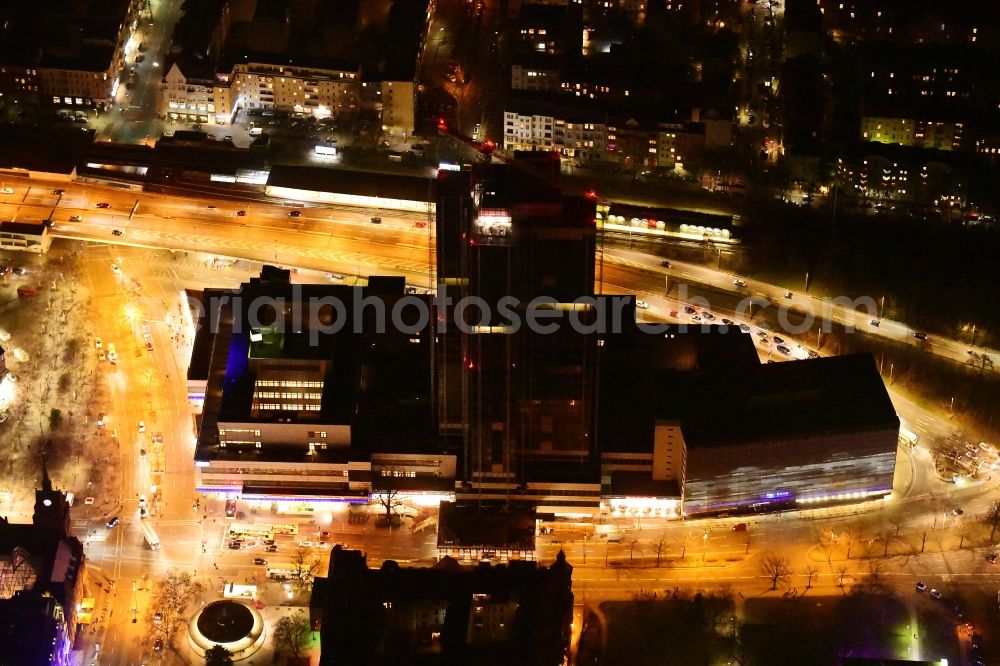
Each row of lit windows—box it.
[256,380,324,388]
[205,466,349,476]
[254,391,323,400]
[219,428,262,437]
[255,403,322,411]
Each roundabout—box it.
[188,600,266,660]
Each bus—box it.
[228,523,274,539]
[141,521,160,550]
[899,428,919,448]
[266,563,298,580]
[270,523,300,535]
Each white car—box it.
[733,279,747,287]
[0,187,14,194]
[0,328,10,342]
[635,300,650,310]
[138,421,145,433]
[95,337,102,350]
[11,347,29,363]
[111,264,121,274]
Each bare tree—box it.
[373,487,404,524]
[837,565,849,588]
[291,547,320,591]
[273,613,312,658]
[803,563,819,589]
[150,570,203,646]
[655,538,666,567]
[886,509,906,537]
[759,553,791,590]
[981,499,1000,543]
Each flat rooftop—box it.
[681,353,899,448]
[266,164,435,203]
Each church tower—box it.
[32,457,70,538]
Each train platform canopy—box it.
[264,164,435,213]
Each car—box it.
[952,508,964,516]
[106,516,120,528]
[153,638,164,651]
[870,319,880,327]
[68,215,82,222]
[370,216,382,224]
[43,219,55,228]
[138,495,147,509]
[690,315,702,322]
[98,349,106,361]
[52,189,64,195]
[415,221,427,228]
[772,336,785,345]
[733,279,747,287]
[987,553,998,564]
[915,582,926,592]
[96,202,111,208]
[913,332,928,340]
[756,330,768,338]
[635,300,649,310]
[972,633,984,649]
[263,539,276,545]
[683,306,697,315]
[701,312,715,320]
[265,545,278,552]
[228,542,242,550]
[929,588,943,600]
[808,350,820,359]
[223,135,232,141]
[252,558,267,565]
[95,337,103,349]
[112,229,124,236]
[0,187,14,194]
[660,260,671,268]
[145,341,153,352]
[138,421,145,433]
[784,291,793,299]
[96,413,105,427]
[153,612,163,625]
[288,210,301,217]
[206,205,217,210]
[721,318,735,326]
[110,264,121,274]
[776,345,791,355]
[739,323,751,333]
[669,310,679,317]
[732,523,748,532]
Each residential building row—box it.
[502,100,733,169]
[0,0,144,111]
[162,57,415,135]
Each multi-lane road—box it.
[3,177,995,371]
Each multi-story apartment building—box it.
[504,99,727,169]
[0,0,142,111]
[861,117,964,151]
[229,59,360,118]
[162,58,361,125]
[163,56,221,125]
